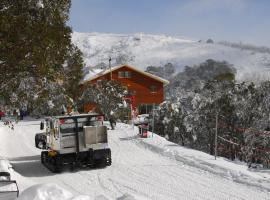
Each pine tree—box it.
[0,0,83,116]
[62,44,84,100]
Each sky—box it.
[68,0,270,47]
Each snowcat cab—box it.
[35,113,111,172]
[0,160,19,200]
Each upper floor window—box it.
[118,71,132,78]
[125,71,132,78]
[149,85,157,93]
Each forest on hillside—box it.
[147,59,270,168]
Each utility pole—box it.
[215,112,218,160]
[109,57,112,80]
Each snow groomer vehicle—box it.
[35,114,111,172]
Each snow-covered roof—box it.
[83,64,170,85]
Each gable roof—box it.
[83,64,169,85]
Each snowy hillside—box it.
[1,120,270,199]
[72,32,270,82]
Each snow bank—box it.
[17,183,91,200]
[133,129,270,191]
[17,183,139,200]
[0,159,11,174]
[115,123,270,192]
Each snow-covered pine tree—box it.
[241,81,270,167]
[62,44,84,101]
[0,0,83,115]
[80,80,127,120]
[153,101,188,145]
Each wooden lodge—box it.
[82,64,169,114]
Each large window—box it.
[139,104,154,114]
[118,71,132,78]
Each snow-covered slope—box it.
[1,120,270,199]
[72,32,270,82]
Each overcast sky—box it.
[68,0,270,47]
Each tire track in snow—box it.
[2,121,270,199]
[113,125,270,200]
[134,135,270,194]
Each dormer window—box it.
[118,71,132,78]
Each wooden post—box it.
[215,112,218,160]
[152,103,155,137]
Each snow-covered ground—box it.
[1,119,270,199]
[72,32,270,82]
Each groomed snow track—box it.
[1,120,270,199]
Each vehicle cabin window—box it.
[59,117,98,134]
[118,71,132,78]
[149,85,157,93]
[60,119,75,134]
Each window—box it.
[118,71,125,78]
[125,71,132,78]
[139,104,147,114]
[118,71,132,78]
[97,80,102,84]
[130,90,136,95]
[139,104,154,114]
[149,85,157,93]
[59,117,98,134]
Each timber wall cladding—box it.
[90,66,164,107]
